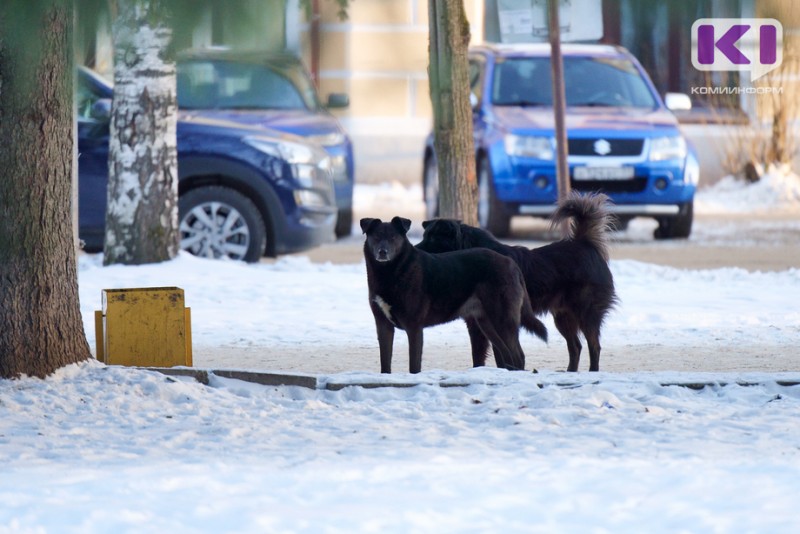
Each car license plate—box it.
[573,166,635,180]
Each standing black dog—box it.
[361,216,547,374]
[417,192,618,372]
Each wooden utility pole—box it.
[548,0,570,202]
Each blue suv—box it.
[423,43,699,239]
[78,67,337,262]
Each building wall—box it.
[296,0,486,183]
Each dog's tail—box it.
[550,191,612,261]
[521,293,548,343]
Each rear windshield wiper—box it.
[570,101,616,107]
[496,100,548,107]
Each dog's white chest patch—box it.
[373,295,395,325]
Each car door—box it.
[76,71,111,250]
[469,55,487,151]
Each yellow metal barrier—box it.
[95,287,192,367]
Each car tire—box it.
[423,154,439,220]
[654,201,693,240]
[478,157,511,237]
[335,208,352,238]
[179,186,267,262]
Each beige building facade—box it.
[299,0,486,132]
[292,0,489,183]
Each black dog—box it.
[417,192,618,372]
[361,216,547,374]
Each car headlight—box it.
[244,136,316,164]
[244,136,332,189]
[649,136,687,161]
[307,132,346,147]
[504,134,554,159]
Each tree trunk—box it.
[428,0,477,225]
[104,0,178,265]
[0,0,92,379]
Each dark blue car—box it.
[423,43,699,239]
[78,67,337,262]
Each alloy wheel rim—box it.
[179,201,250,260]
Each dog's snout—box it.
[376,247,389,261]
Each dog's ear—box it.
[391,216,412,235]
[360,218,381,234]
[421,219,433,230]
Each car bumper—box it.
[324,143,354,212]
[274,206,337,255]
[519,203,682,216]
[334,181,353,212]
[491,152,697,213]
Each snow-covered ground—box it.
[2,171,799,533]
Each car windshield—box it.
[177,60,320,111]
[491,56,658,108]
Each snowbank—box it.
[695,163,800,214]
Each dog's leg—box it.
[583,324,602,372]
[475,317,522,370]
[407,328,424,374]
[465,318,492,367]
[472,292,516,370]
[375,316,395,374]
[554,312,582,372]
[496,320,528,371]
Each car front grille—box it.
[568,138,644,156]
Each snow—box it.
[2,176,800,533]
[695,163,800,214]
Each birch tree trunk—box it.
[104,0,178,265]
[0,0,92,378]
[428,0,477,225]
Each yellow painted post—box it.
[97,287,192,367]
[95,310,105,363]
[184,307,193,367]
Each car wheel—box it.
[478,157,511,237]
[335,208,352,238]
[654,201,693,240]
[179,186,267,262]
[423,154,439,220]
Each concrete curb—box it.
[142,367,800,391]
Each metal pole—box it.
[310,0,321,87]
[548,0,570,202]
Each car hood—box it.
[491,106,680,135]
[186,109,345,139]
[177,113,308,144]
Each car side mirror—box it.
[327,93,349,109]
[665,92,692,111]
[91,98,112,121]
